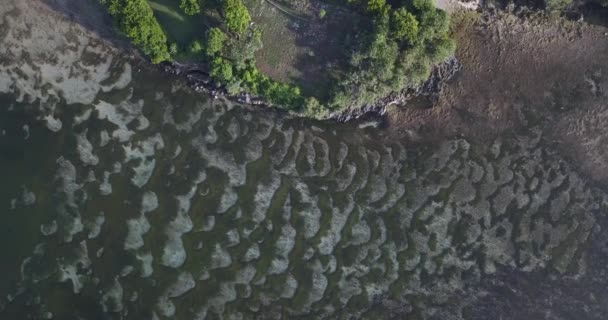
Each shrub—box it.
[391,8,419,43]
[327,0,454,108]
[169,43,179,55]
[180,0,201,15]
[211,57,234,83]
[366,0,388,14]
[206,28,228,56]
[304,97,328,119]
[100,0,171,63]
[189,40,204,54]
[223,0,251,34]
[319,9,327,19]
[226,79,243,94]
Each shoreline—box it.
[159,56,463,123]
[40,0,473,123]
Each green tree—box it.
[414,3,449,41]
[189,39,204,54]
[226,28,263,69]
[211,57,233,82]
[100,0,170,63]
[366,0,387,14]
[206,28,228,56]
[180,0,201,15]
[304,97,327,119]
[391,8,419,43]
[428,34,455,61]
[223,0,251,34]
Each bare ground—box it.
[387,10,608,184]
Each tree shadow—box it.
[577,3,608,28]
[40,0,133,51]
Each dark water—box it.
[0,1,607,319]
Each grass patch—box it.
[245,0,358,101]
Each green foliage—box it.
[206,27,228,56]
[427,34,455,61]
[225,28,263,69]
[544,0,573,12]
[413,1,450,41]
[304,97,328,119]
[169,42,179,55]
[328,0,455,108]
[211,57,234,82]
[100,0,170,63]
[189,39,204,54]
[226,79,243,94]
[180,0,201,15]
[319,9,327,19]
[412,0,435,12]
[223,0,252,34]
[237,64,304,108]
[366,0,388,14]
[391,8,419,42]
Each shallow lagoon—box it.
[0,1,606,319]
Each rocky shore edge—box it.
[329,57,463,122]
[158,57,462,123]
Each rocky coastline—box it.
[158,57,463,123]
[329,57,463,122]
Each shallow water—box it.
[0,1,606,319]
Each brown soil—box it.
[387,10,608,184]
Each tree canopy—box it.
[391,8,419,43]
[100,0,170,63]
[206,27,228,56]
[180,0,201,15]
[100,0,456,112]
[223,0,251,34]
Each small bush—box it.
[304,97,328,119]
[223,0,251,34]
[319,9,327,19]
[189,40,204,54]
[180,0,201,15]
[169,43,179,56]
[211,57,234,83]
[390,8,419,43]
[206,28,228,57]
[100,0,171,63]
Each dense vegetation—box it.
[100,0,170,63]
[327,0,455,110]
[99,0,455,116]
